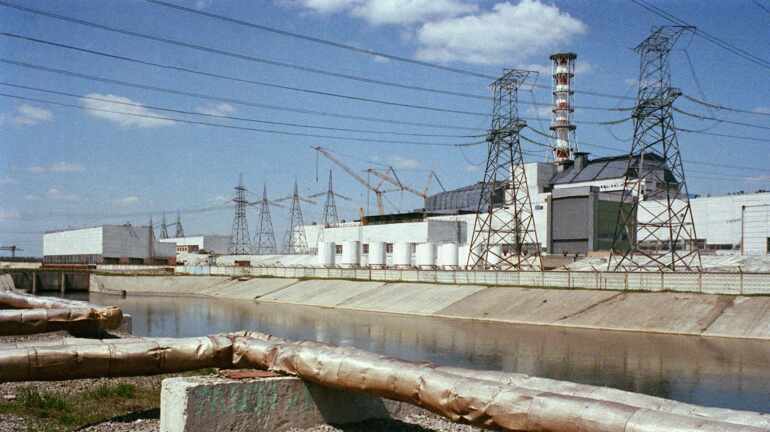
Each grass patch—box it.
[85,383,136,400]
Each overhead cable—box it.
[1,59,483,131]
[0,92,485,148]
[673,107,770,131]
[682,94,770,117]
[0,82,484,139]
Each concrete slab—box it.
[558,292,733,334]
[436,287,620,324]
[703,296,770,339]
[91,275,233,296]
[160,375,414,432]
[260,280,386,307]
[203,278,300,299]
[339,283,486,315]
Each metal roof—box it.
[550,153,672,185]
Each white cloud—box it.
[0,209,19,221]
[114,196,140,207]
[28,162,84,174]
[195,0,213,10]
[46,187,80,201]
[389,155,420,169]
[284,0,476,25]
[351,0,477,25]
[13,104,53,126]
[753,106,770,114]
[415,1,587,65]
[24,194,40,201]
[464,164,480,172]
[0,177,17,185]
[81,93,175,128]
[196,103,236,117]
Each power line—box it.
[1,58,484,131]
[675,128,770,144]
[673,107,770,131]
[0,1,490,101]
[0,33,635,114]
[0,1,636,103]
[0,81,483,139]
[0,92,485,147]
[754,0,770,15]
[631,0,770,70]
[145,0,495,80]
[682,94,770,117]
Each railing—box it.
[175,265,770,296]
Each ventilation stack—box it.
[550,52,577,164]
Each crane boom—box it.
[313,146,385,215]
[367,167,428,199]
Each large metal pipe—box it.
[0,335,234,382]
[232,334,770,432]
[0,285,122,335]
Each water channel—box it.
[86,292,770,414]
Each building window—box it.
[335,245,343,254]
[534,205,544,210]
[362,244,369,254]
[385,243,393,253]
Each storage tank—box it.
[487,245,503,267]
[393,242,413,268]
[368,242,386,268]
[341,241,361,268]
[317,241,336,267]
[458,245,471,269]
[437,243,459,269]
[416,243,436,269]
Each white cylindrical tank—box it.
[393,242,412,268]
[341,241,361,268]
[416,243,436,269]
[437,243,459,269]
[368,242,386,267]
[488,245,503,267]
[317,241,335,267]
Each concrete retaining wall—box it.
[92,274,770,340]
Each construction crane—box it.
[366,167,446,206]
[0,245,23,258]
[313,146,394,215]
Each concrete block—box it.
[160,375,413,432]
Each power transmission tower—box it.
[175,210,185,238]
[159,213,170,239]
[467,69,542,271]
[148,217,156,261]
[253,184,278,255]
[321,170,340,227]
[609,26,701,271]
[229,174,252,254]
[283,180,309,255]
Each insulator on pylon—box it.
[549,52,577,163]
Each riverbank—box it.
[90,274,770,341]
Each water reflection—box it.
[90,292,770,413]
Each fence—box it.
[175,265,770,296]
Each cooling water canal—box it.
[89,292,770,414]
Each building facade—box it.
[43,225,176,265]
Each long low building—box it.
[43,224,176,265]
[159,235,231,255]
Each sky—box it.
[1,0,769,256]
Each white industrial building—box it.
[43,224,176,265]
[302,153,770,267]
[159,235,231,255]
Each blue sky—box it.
[1,0,768,256]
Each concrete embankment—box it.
[90,274,770,340]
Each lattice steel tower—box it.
[159,213,169,239]
[609,26,701,271]
[229,174,252,254]
[467,69,542,271]
[254,184,278,255]
[321,170,340,227]
[175,210,185,238]
[283,180,309,255]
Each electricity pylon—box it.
[175,210,185,238]
[159,213,170,239]
[321,170,340,227]
[467,69,542,271]
[281,181,310,255]
[228,173,252,254]
[609,26,701,272]
[253,184,278,255]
